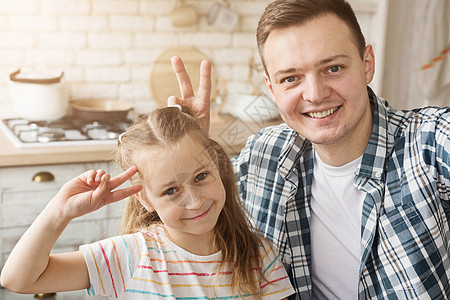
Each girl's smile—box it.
[184,205,212,220]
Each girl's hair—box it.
[117,106,266,298]
[257,0,366,72]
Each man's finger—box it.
[197,60,211,103]
[171,56,195,100]
[167,95,182,106]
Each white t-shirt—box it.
[80,225,294,299]
[310,152,365,300]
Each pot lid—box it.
[70,99,133,112]
[10,69,64,84]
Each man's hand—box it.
[169,56,211,135]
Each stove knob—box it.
[32,171,55,182]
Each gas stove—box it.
[0,117,131,148]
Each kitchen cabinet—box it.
[0,162,125,273]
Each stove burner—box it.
[82,122,122,140]
[1,117,132,147]
[36,128,66,143]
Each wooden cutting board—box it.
[150,46,216,107]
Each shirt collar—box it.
[356,87,389,180]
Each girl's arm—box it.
[0,166,142,294]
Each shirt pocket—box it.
[377,201,440,298]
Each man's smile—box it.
[306,107,339,119]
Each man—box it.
[169,0,450,298]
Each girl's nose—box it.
[183,187,205,209]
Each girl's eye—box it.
[195,172,208,182]
[164,187,178,196]
[328,65,342,73]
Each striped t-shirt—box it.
[80,226,294,299]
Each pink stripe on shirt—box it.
[99,241,118,298]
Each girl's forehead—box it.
[133,139,214,175]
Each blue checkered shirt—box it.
[232,89,450,299]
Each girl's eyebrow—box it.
[159,165,207,189]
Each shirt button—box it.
[375,172,382,178]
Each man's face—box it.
[263,13,375,163]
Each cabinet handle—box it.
[32,171,55,182]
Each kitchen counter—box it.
[0,131,118,167]
[0,111,283,167]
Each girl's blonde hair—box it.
[117,106,266,298]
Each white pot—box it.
[7,69,69,121]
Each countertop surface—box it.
[0,105,282,167]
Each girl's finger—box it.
[91,173,111,202]
[106,184,143,205]
[95,169,106,183]
[109,165,139,190]
[85,169,97,185]
[171,56,195,99]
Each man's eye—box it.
[164,187,178,195]
[195,172,208,182]
[328,65,342,73]
[281,76,296,84]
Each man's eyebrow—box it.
[272,54,350,79]
[273,67,300,78]
[314,54,349,68]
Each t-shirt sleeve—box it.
[259,239,295,299]
[80,232,146,298]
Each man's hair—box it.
[257,0,366,70]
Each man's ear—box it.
[364,45,375,84]
[264,72,275,99]
[136,190,155,212]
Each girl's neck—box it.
[163,226,218,256]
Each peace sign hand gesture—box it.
[169,56,211,135]
[52,166,142,221]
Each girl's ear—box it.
[136,190,155,212]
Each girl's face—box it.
[135,137,226,251]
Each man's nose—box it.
[302,75,330,103]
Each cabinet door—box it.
[0,162,123,269]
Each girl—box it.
[1,105,294,299]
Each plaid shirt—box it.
[232,89,450,299]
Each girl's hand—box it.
[169,56,211,135]
[52,166,142,220]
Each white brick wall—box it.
[0,0,271,110]
[0,0,386,111]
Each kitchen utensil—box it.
[170,0,198,27]
[70,99,133,121]
[7,69,69,121]
[220,93,279,122]
[208,0,238,32]
[150,46,216,107]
